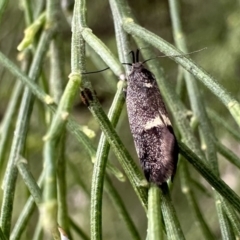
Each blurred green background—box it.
[0,0,240,239]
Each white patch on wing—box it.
[144,116,164,129]
[161,114,171,126]
[157,109,171,126]
[143,83,153,88]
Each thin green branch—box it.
[0,50,123,182]
[42,139,59,239]
[160,183,185,240]
[104,175,141,240]
[208,108,240,142]
[74,0,123,77]
[10,173,44,240]
[81,28,124,76]
[179,142,240,213]
[109,0,131,66]
[32,220,43,240]
[22,0,33,26]
[0,0,9,24]
[16,158,42,204]
[147,184,163,240]
[168,0,233,237]
[222,200,240,237]
[76,0,148,212]
[0,28,54,238]
[179,160,214,239]
[83,90,148,209]
[215,194,235,240]
[215,140,240,169]
[0,228,7,240]
[71,0,86,74]
[17,12,46,51]
[57,136,70,237]
[90,81,125,240]
[0,78,23,174]
[69,218,90,240]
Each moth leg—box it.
[80,88,94,106]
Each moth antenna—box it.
[136,49,140,63]
[82,67,110,75]
[122,63,133,66]
[127,50,135,63]
[142,47,207,64]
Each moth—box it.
[125,49,178,186]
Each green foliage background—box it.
[0,0,240,239]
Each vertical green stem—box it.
[160,183,185,240]
[168,0,238,237]
[147,184,163,240]
[0,28,54,238]
[0,0,9,24]
[90,81,125,240]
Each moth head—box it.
[131,62,144,72]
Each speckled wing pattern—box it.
[126,63,178,186]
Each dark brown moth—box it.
[125,50,178,186]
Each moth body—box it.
[126,61,178,186]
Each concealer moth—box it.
[125,49,178,186]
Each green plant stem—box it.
[69,218,90,240]
[215,140,240,169]
[57,134,71,238]
[207,108,240,142]
[0,0,8,24]
[74,0,123,77]
[109,0,131,67]
[10,173,44,240]
[0,28,54,238]
[147,184,163,240]
[22,0,33,26]
[42,139,59,239]
[0,50,122,182]
[69,159,141,240]
[17,158,42,204]
[0,228,7,240]
[179,159,214,239]
[42,54,80,238]
[0,52,30,175]
[32,220,43,240]
[41,1,81,238]
[160,183,185,240]
[179,142,240,213]
[89,2,129,239]
[106,4,142,239]
[0,79,23,174]
[82,28,124,76]
[168,0,234,237]
[17,12,46,51]
[222,200,240,237]
[215,194,235,240]
[104,175,141,240]
[90,81,125,240]
[84,91,148,209]
[76,0,148,210]
[71,0,86,75]
[58,149,70,237]
[49,38,65,103]
[34,1,45,20]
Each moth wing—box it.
[134,125,178,185]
